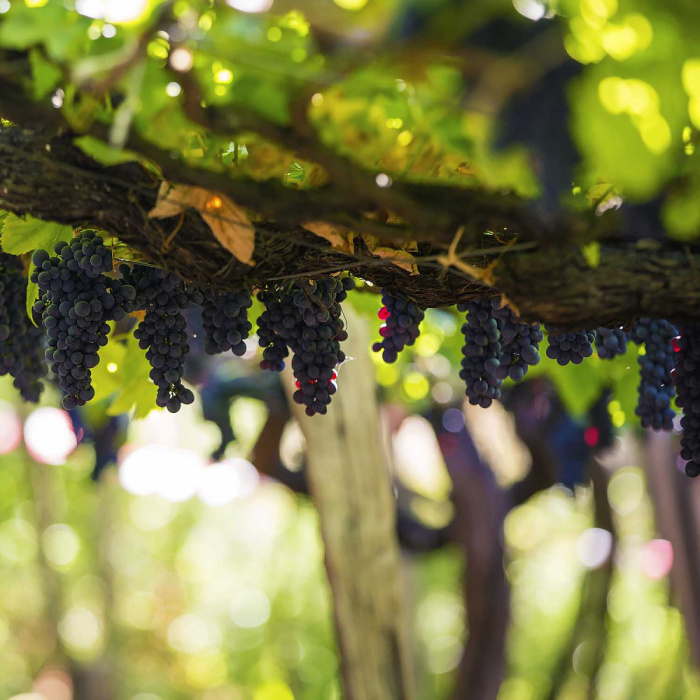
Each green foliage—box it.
[0,213,73,256]
[92,329,158,419]
[2,0,700,232]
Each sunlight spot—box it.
[198,458,260,506]
[375,173,392,188]
[215,69,233,84]
[640,539,673,579]
[42,524,80,569]
[577,528,613,569]
[513,0,546,21]
[230,589,270,628]
[170,47,193,72]
[227,0,274,12]
[24,407,77,465]
[334,0,369,9]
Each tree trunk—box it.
[645,431,700,667]
[282,305,415,700]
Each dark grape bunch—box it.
[595,327,628,359]
[545,327,596,365]
[674,325,700,477]
[458,298,504,408]
[201,289,253,356]
[257,289,292,372]
[630,318,677,431]
[0,248,45,401]
[372,290,424,363]
[490,300,542,382]
[31,233,136,410]
[257,276,355,416]
[122,264,201,413]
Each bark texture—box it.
[1,126,700,327]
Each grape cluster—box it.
[458,299,504,408]
[257,289,291,372]
[31,233,136,410]
[201,289,253,356]
[490,301,542,381]
[595,327,628,359]
[545,327,596,365]
[372,290,424,363]
[629,318,677,431]
[674,325,700,477]
[123,265,201,413]
[258,277,355,415]
[0,249,45,401]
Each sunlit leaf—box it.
[1,214,73,255]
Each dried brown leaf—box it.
[303,220,355,253]
[373,247,418,275]
[149,182,255,265]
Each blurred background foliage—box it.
[0,291,697,699]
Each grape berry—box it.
[31,233,135,410]
[630,318,677,432]
[545,327,596,365]
[201,289,253,356]
[257,277,355,416]
[674,326,700,477]
[372,290,424,363]
[595,327,628,359]
[123,265,200,413]
[0,248,45,401]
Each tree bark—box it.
[0,125,700,325]
[645,431,700,667]
[282,305,415,700]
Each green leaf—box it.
[1,214,73,255]
[581,242,601,269]
[98,333,157,418]
[73,136,140,166]
[28,48,61,100]
[25,278,39,328]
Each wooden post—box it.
[282,305,415,700]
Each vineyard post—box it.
[283,304,415,699]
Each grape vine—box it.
[0,231,693,481]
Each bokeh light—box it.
[119,445,205,502]
[226,0,274,12]
[24,408,77,465]
[230,589,271,628]
[577,528,613,569]
[640,539,673,580]
[198,458,259,506]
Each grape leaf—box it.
[107,334,159,419]
[1,214,73,255]
[581,242,600,269]
[28,48,61,99]
[25,278,39,328]
[93,332,157,419]
[73,136,141,167]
